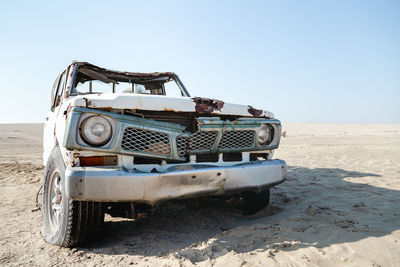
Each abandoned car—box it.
[42,62,287,247]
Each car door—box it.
[43,70,67,165]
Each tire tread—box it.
[42,147,104,248]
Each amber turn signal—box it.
[79,156,118,166]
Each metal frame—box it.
[67,62,190,97]
[63,107,282,162]
[63,107,190,161]
[189,117,282,154]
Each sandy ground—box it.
[0,123,399,266]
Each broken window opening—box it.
[69,63,190,97]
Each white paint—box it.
[65,93,275,118]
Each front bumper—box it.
[65,159,287,205]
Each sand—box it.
[0,123,399,266]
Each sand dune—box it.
[0,123,399,266]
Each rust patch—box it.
[63,104,72,119]
[71,151,80,167]
[193,97,224,114]
[218,177,227,190]
[98,107,114,111]
[75,62,176,83]
[174,165,195,171]
[83,97,94,108]
[248,105,263,117]
[163,107,176,112]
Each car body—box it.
[42,62,287,247]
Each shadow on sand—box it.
[77,166,399,263]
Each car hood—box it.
[66,94,274,118]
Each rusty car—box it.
[42,62,287,247]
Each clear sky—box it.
[0,0,399,123]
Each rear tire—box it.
[42,147,104,247]
[236,188,270,215]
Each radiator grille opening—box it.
[196,153,219,163]
[223,152,242,162]
[134,157,162,165]
[250,153,269,161]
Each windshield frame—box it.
[68,62,191,97]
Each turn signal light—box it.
[79,156,118,166]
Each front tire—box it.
[42,147,104,247]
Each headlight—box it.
[80,115,112,146]
[258,124,272,145]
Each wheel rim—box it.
[47,169,63,232]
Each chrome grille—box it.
[176,137,188,158]
[188,131,218,150]
[121,127,171,155]
[218,130,255,149]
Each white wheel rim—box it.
[48,169,63,232]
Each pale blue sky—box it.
[0,0,399,123]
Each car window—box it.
[52,71,66,109]
[50,74,61,108]
[164,80,183,97]
[75,80,136,94]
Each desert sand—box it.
[0,123,399,266]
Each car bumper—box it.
[65,159,287,205]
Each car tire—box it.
[42,147,104,247]
[236,188,270,215]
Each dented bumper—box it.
[65,159,287,204]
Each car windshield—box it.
[70,63,190,97]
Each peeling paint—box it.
[248,105,263,117]
[193,97,224,114]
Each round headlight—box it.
[258,124,271,145]
[80,115,112,146]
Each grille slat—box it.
[218,130,255,149]
[122,128,171,155]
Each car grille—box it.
[218,130,255,149]
[186,130,255,152]
[121,127,171,155]
[121,128,256,159]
